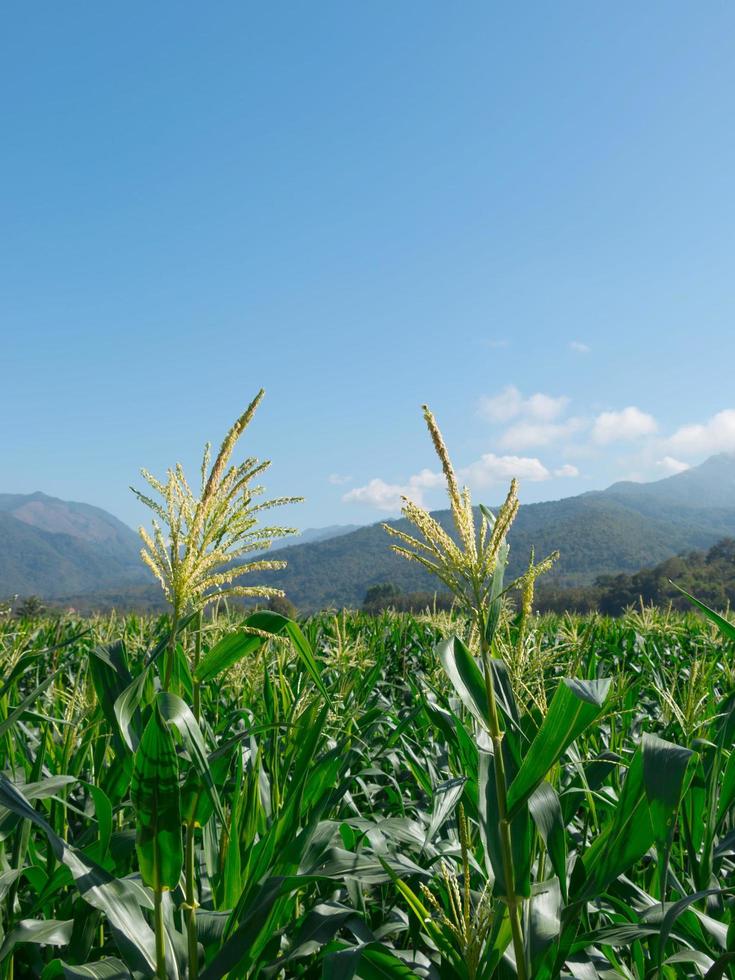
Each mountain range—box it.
[3,454,735,611]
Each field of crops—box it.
[2,400,735,980]
[1,602,734,979]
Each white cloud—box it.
[409,468,446,491]
[592,407,658,444]
[342,479,420,511]
[526,392,570,421]
[328,473,352,485]
[341,467,444,512]
[478,385,523,422]
[554,464,579,478]
[478,386,569,424]
[499,417,584,450]
[656,456,690,475]
[484,338,510,349]
[666,409,735,457]
[570,341,590,353]
[459,453,550,488]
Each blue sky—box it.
[2,3,735,533]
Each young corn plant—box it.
[386,405,701,978]
[122,393,322,980]
[385,405,563,977]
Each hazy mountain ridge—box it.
[268,524,362,550]
[3,455,735,610]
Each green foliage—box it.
[2,598,735,976]
[539,536,735,613]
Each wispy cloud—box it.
[569,341,590,353]
[478,386,569,424]
[328,473,352,485]
[499,417,585,451]
[554,463,579,478]
[342,468,443,511]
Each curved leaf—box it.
[0,918,73,962]
[130,702,183,891]
[507,678,610,818]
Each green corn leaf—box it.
[528,877,562,973]
[0,776,157,974]
[575,747,654,903]
[436,635,519,733]
[0,918,73,962]
[671,583,735,642]
[0,668,61,739]
[479,746,532,899]
[113,669,150,753]
[194,610,330,702]
[0,868,26,902]
[716,749,735,825]
[88,642,134,747]
[703,952,735,979]
[642,732,693,908]
[484,535,508,649]
[657,888,733,965]
[436,634,488,728]
[156,691,225,826]
[0,649,49,700]
[199,875,311,980]
[323,943,422,979]
[42,959,132,979]
[130,702,183,892]
[643,734,695,980]
[506,678,610,818]
[425,776,465,845]
[642,734,693,840]
[79,780,114,862]
[193,631,261,683]
[528,781,569,903]
[180,769,214,829]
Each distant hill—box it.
[4,456,735,612]
[0,492,149,598]
[603,454,735,509]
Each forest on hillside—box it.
[360,538,735,617]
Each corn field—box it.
[0,605,734,978]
